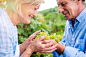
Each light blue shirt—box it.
[53,8,86,57]
[0,8,18,57]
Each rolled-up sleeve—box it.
[63,46,86,57]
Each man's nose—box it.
[59,7,64,13]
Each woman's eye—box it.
[35,8,37,10]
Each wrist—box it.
[20,41,29,55]
[27,44,36,52]
[21,45,34,57]
[56,43,66,54]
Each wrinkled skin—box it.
[30,38,58,54]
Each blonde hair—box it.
[7,0,44,17]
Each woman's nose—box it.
[34,12,37,17]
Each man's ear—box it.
[75,0,82,5]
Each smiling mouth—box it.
[64,11,69,16]
[64,12,68,15]
[29,15,31,18]
[64,13,67,15]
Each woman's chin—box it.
[27,21,30,24]
[23,21,30,24]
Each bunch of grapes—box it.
[35,32,63,57]
[35,32,61,42]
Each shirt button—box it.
[72,38,74,41]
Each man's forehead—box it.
[56,0,58,1]
[56,0,70,2]
[57,0,69,6]
[57,0,69,3]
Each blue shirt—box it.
[53,8,86,57]
[0,8,19,57]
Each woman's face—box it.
[20,3,40,24]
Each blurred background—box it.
[0,0,86,57]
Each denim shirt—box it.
[53,8,86,57]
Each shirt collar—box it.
[67,8,86,28]
[76,8,86,22]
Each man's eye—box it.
[61,4,65,6]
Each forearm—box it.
[20,40,29,55]
[21,45,33,57]
[52,42,66,57]
[56,43,66,54]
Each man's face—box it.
[57,0,79,20]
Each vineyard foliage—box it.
[16,7,66,57]
[17,7,66,57]
[0,1,66,56]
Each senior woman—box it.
[0,0,58,57]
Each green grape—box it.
[56,35,63,41]
[53,33,56,36]
[55,38,60,42]
[35,36,39,40]
[35,32,49,40]
[44,36,50,40]
[35,33,41,40]
[35,32,61,42]
[36,52,42,57]
[39,32,48,36]
[50,33,56,39]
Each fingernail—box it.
[39,30,41,31]
[44,35,47,37]
[53,39,55,41]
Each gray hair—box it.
[72,0,85,5]
[56,0,85,5]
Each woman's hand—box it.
[27,30,41,45]
[28,35,58,54]
[20,30,41,55]
[26,30,41,45]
